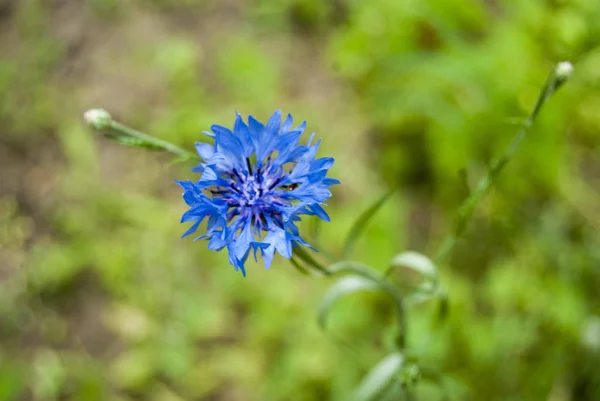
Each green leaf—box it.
[386,251,441,306]
[437,292,450,322]
[0,363,26,401]
[327,262,405,313]
[318,275,379,329]
[293,246,330,276]
[289,257,312,275]
[352,352,405,401]
[309,214,322,243]
[386,251,437,281]
[326,262,406,346]
[167,153,197,166]
[343,190,395,259]
[110,136,164,150]
[328,262,404,310]
[418,365,454,401]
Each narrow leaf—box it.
[293,246,330,276]
[386,251,437,280]
[111,136,163,150]
[167,154,197,166]
[309,213,322,243]
[352,352,405,401]
[458,167,471,200]
[289,257,311,275]
[437,292,449,322]
[318,276,379,329]
[326,262,406,344]
[386,252,442,306]
[343,190,395,259]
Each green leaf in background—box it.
[352,352,405,401]
[325,262,407,347]
[289,256,312,275]
[343,190,396,259]
[167,153,199,166]
[0,363,26,401]
[293,245,330,276]
[110,136,164,150]
[436,292,450,323]
[318,275,380,329]
[386,251,438,281]
[386,251,444,308]
[32,349,66,400]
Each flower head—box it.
[178,111,339,276]
[84,108,112,130]
[555,61,573,80]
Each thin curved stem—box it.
[434,62,572,264]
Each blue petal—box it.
[254,111,284,162]
[248,115,265,157]
[265,110,282,135]
[281,113,293,133]
[310,157,335,171]
[309,204,330,222]
[295,121,307,133]
[304,169,327,184]
[251,242,270,263]
[206,214,222,232]
[234,113,254,157]
[176,179,194,190]
[261,245,276,269]
[195,142,214,160]
[181,208,207,223]
[248,115,265,135]
[276,130,303,154]
[181,220,201,237]
[191,164,205,173]
[200,166,218,181]
[233,221,254,260]
[276,145,308,167]
[212,124,245,163]
[227,247,247,277]
[208,230,227,250]
[182,191,199,206]
[264,226,292,259]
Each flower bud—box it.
[555,61,573,79]
[84,109,112,130]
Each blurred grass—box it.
[1,0,600,400]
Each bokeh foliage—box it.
[1,0,600,400]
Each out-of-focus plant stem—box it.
[109,120,195,159]
[84,108,198,161]
[434,62,573,264]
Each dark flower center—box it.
[209,155,298,234]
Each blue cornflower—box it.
[177,111,339,276]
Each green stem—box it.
[108,120,196,159]
[434,62,572,264]
[84,108,198,161]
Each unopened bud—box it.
[84,109,112,130]
[555,61,573,81]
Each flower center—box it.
[240,176,261,206]
[208,155,296,233]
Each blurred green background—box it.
[1,0,600,400]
